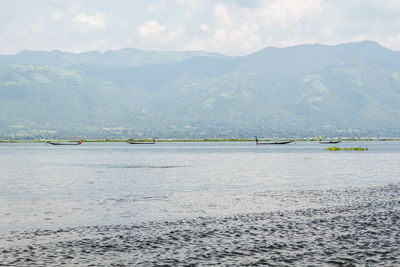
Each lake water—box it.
[1,141,400,265]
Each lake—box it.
[1,141,400,265]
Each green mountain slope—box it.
[1,41,400,138]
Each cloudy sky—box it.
[1,0,400,55]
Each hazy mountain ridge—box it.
[0,49,227,69]
[1,41,400,138]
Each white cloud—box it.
[161,27,185,43]
[175,0,204,11]
[15,16,47,38]
[2,0,400,55]
[32,16,46,34]
[137,20,165,37]
[72,12,108,29]
[384,33,400,49]
[252,0,322,28]
[186,21,261,55]
[16,30,29,37]
[90,39,108,50]
[51,9,65,21]
[147,2,165,12]
[231,22,261,45]
[185,10,192,19]
[213,30,227,40]
[176,0,187,5]
[213,4,232,27]
[200,24,210,33]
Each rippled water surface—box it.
[1,141,400,265]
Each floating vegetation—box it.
[326,146,341,151]
[343,147,368,151]
[326,146,368,151]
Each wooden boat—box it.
[127,138,156,144]
[257,140,293,145]
[47,140,82,145]
[254,136,293,145]
[319,140,341,144]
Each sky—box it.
[1,0,400,56]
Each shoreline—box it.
[1,138,399,143]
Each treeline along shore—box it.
[1,138,399,143]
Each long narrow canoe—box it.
[127,138,156,144]
[127,141,156,144]
[254,136,293,145]
[47,140,82,145]
[319,140,341,144]
[256,141,293,145]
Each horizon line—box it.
[0,40,395,57]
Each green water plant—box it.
[343,147,368,151]
[325,146,368,151]
[326,146,341,151]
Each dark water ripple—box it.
[1,184,400,266]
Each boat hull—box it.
[256,141,293,145]
[47,142,82,145]
[127,141,155,144]
[319,141,341,144]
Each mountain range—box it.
[1,40,400,139]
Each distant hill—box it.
[0,49,226,68]
[1,41,400,139]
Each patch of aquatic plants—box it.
[343,147,368,151]
[326,146,368,151]
[326,146,341,151]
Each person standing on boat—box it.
[254,136,258,144]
